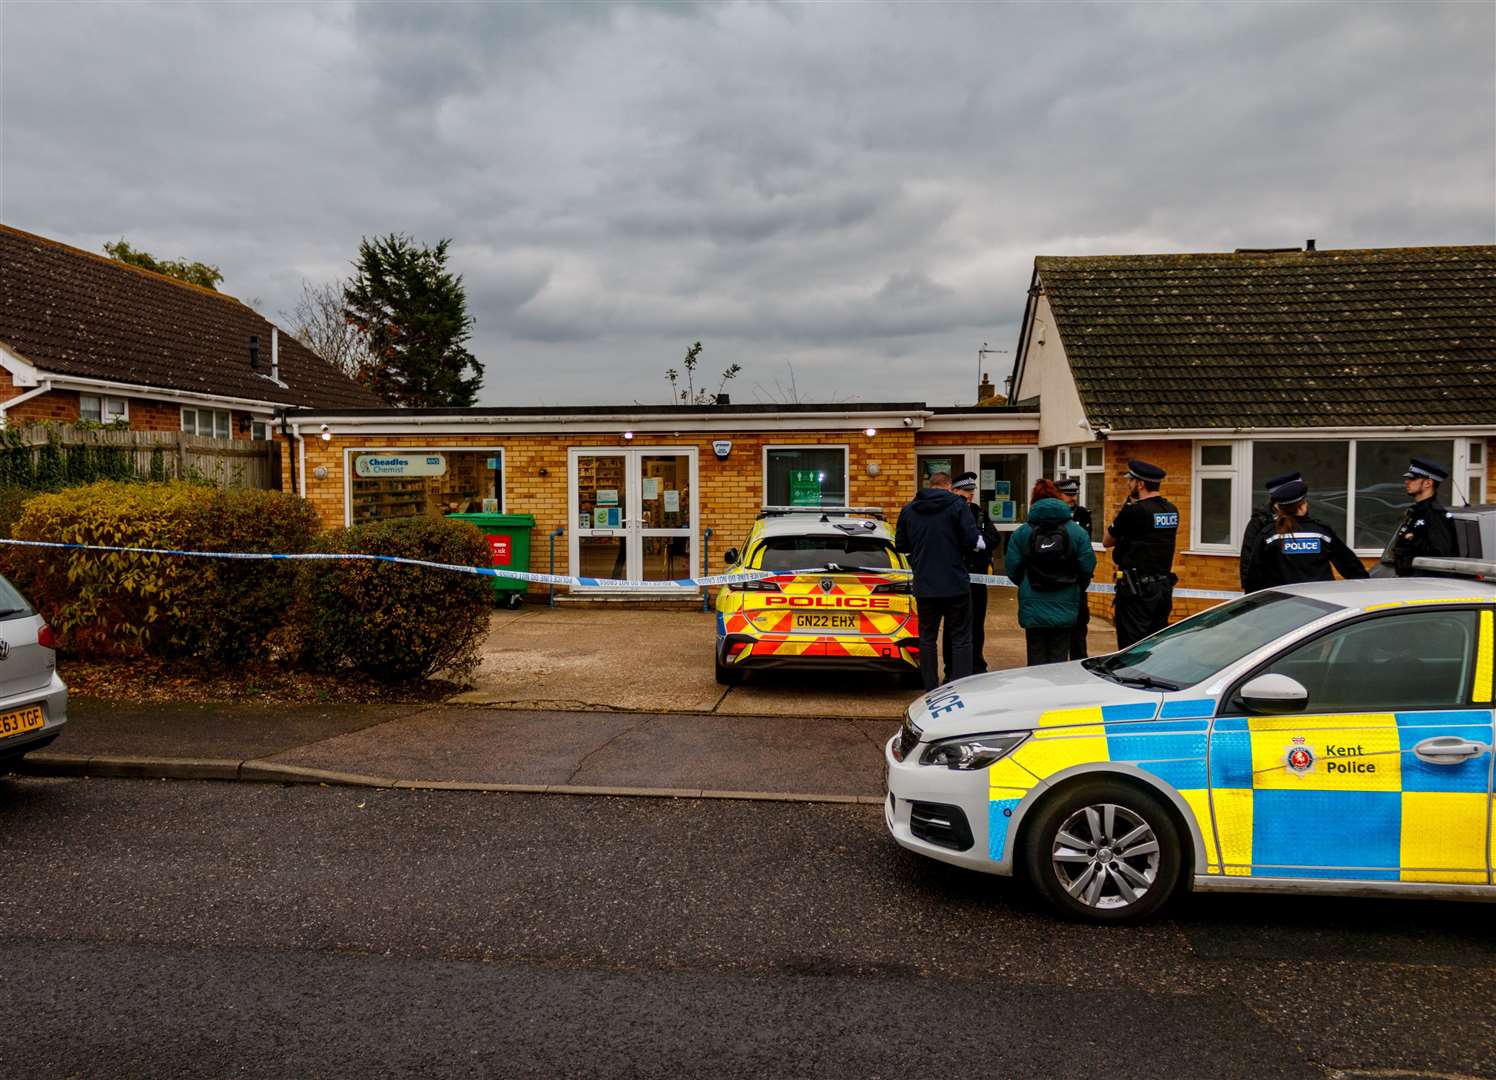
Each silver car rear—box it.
[0,574,67,764]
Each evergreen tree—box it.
[343,234,482,407]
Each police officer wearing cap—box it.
[1103,459,1179,648]
[1054,476,1093,659]
[1239,471,1302,590]
[1243,476,1368,591]
[1390,457,1458,576]
[944,471,1001,674]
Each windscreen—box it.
[1086,591,1340,690]
[755,536,898,572]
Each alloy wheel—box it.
[1050,802,1160,910]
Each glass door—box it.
[573,450,629,582]
[977,451,1034,565]
[570,448,698,588]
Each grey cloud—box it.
[2,0,1491,407]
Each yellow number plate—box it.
[0,705,44,740]
[793,613,858,631]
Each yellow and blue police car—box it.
[886,558,1496,922]
[715,507,919,685]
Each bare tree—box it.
[751,360,849,405]
[665,341,741,404]
[281,279,374,381]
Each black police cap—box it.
[951,471,978,490]
[1269,478,1308,504]
[1402,457,1449,483]
[1055,477,1081,495]
[1264,471,1302,492]
[1126,459,1166,482]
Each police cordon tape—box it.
[0,538,1246,601]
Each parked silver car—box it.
[0,573,66,767]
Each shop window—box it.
[80,394,128,424]
[349,449,504,525]
[764,446,847,507]
[182,407,230,438]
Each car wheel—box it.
[714,653,744,686]
[1023,779,1183,924]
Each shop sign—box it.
[355,454,447,478]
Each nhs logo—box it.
[1283,537,1322,555]
[1152,513,1178,528]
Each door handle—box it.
[1412,736,1491,765]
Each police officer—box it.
[1054,476,1093,659]
[1243,476,1368,591]
[1103,459,1179,648]
[1239,471,1301,590]
[944,472,1001,674]
[1390,457,1458,576]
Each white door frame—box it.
[567,446,700,589]
[915,445,1042,532]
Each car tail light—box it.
[37,624,55,649]
[872,580,911,594]
[731,579,781,592]
[727,640,749,656]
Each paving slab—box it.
[59,698,424,760]
[259,706,645,786]
[451,607,727,712]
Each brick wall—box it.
[294,429,922,582]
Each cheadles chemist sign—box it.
[354,454,448,478]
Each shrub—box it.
[298,515,493,682]
[8,481,320,660]
[0,485,37,540]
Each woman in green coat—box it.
[1003,480,1097,665]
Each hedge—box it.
[8,481,319,661]
[297,515,493,682]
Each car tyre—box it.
[1023,779,1183,924]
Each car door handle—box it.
[1412,736,1491,765]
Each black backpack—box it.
[1026,520,1077,591]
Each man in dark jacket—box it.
[943,471,1001,675]
[896,472,980,690]
[1390,457,1459,576]
[1239,471,1301,590]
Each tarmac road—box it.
[0,777,1491,1079]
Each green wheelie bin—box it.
[447,512,536,608]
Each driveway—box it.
[452,592,1113,719]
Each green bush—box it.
[0,485,37,541]
[298,515,493,682]
[8,481,319,660]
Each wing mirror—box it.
[723,548,739,566]
[1239,673,1309,714]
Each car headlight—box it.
[919,732,1029,770]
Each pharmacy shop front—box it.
[281,405,1040,596]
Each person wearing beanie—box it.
[1243,476,1368,591]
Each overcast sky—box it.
[3,1,1493,407]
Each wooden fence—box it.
[4,426,279,490]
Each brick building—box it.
[1010,244,1496,616]
[0,224,379,438]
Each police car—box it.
[885,557,1496,922]
[714,507,919,685]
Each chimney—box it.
[1305,239,1316,251]
[977,372,996,404]
[271,327,280,382]
[715,392,730,405]
[249,335,259,370]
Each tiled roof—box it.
[0,224,383,410]
[1034,246,1496,430]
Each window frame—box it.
[79,393,129,424]
[762,444,850,509]
[1222,605,1485,715]
[250,419,271,441]
[1189,436,1485,557]
[181,406,231,439]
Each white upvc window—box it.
[181,407,231,438]
[1191,436,1487,557]
[1057,443,1105,518]
[1191,441,1246,552]
[250,419,271,441]
[79,394,128,423]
